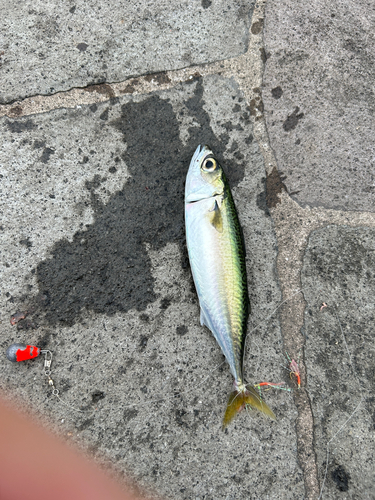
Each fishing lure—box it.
[6,343,63,401]
[6,343,41,362]
[285,352,301,389]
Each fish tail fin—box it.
[222,385,276,428]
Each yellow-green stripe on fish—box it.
[185,145,275,428]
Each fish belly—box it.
[185,196,247,380]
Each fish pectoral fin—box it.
[207,200,223,232]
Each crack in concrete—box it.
[0,66,211,118]
[0,56,249,119]
[0,3,264,120]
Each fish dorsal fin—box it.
[208,199,223,232]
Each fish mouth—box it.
[197,144,207,154]
[199,144,211,154]
[192,144,211,163]
[186,189,224,204]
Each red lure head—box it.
[6,343,40,362]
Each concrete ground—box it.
[1,0,374,498]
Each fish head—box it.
[185,145,225,204]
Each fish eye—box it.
[202,157,217,172]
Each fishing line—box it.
[244,285,315,387]
[154,288,314,416]
[5,287,312,418]
[248,285,314,337]
[245,289,370,498]
[2,283,330,432]
[9,283,371,498]
[333,308,363,391]
[317,306,368,500]
[317,397,364,500]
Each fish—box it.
[185,145,275,427]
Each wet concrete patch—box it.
[35,80,247,326]
[1,75,303,499]
[301,225,375,498]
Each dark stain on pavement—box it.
[91,390,105,403]
[120,78,139,94]
[35,79,246,326]
[33,139,46,149]
[249,98,264,117]
[256,178,270,216]
[259,47,269,64]
[9,105,23,117]
[176,325,188,336]
[283,106,304,131]
[20,237,33,248]
[40,147,55,163]
[265,167,287,208]
[331,465,350,492]
[99,107,109,121]
[76,43,88,52]
[5,118,37,133]
[271,86,283,99]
